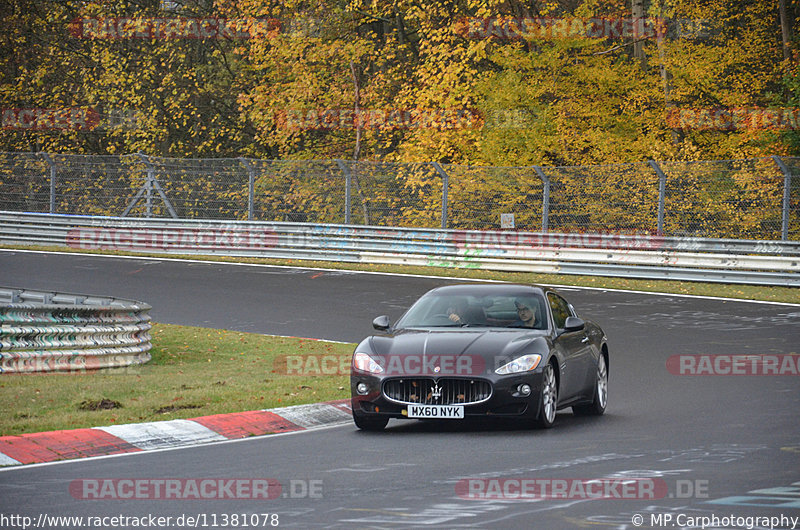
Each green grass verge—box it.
[0,323,353,436]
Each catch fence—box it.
[0,153,797,240]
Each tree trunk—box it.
[632,0,647,70]
[349,60,370,225]
[779,0,793,61]
[656,24,680,144]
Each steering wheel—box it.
[429,313,458,324]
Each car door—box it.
[547,292,593,401]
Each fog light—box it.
[356,382,369,395]
[518,383,531,396]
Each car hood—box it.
[366,328,548,377]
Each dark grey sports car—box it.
[350,283,608,430]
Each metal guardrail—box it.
[0,286,152,373]
[0,212,798,286]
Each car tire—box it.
[534,362,558,429]
[573,354,608,416]
[353,414,389,431]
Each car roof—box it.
[425,283,548,297]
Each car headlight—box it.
[353,351,384,374]
[495,354,542,375]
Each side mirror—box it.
[372,315,391,331]
[564,316,585,332]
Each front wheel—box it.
[534,363,558,429]
[573,354,608,416]
[353,414,389,431]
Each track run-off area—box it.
[0,249,798,529]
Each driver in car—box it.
[513,299,540,328]
[447,299,469,324]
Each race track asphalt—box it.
[1,250,798,529]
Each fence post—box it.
[649,160,667,236]
[139,154,178,219]
[123,154,178,218]
[773,155,792,241]
[145,164,153,217]
[430,161,449,229]
[533,166,549,232]
[40,152,56,214]
[334,159,352,224]
[239,157,255,220]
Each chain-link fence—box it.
[0,152,797,240]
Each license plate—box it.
[407,404,464,419]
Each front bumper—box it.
[350,371,547,421]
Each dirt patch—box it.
[154,403,202,414]
[78,398,122,411]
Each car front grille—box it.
[383,378,492,406]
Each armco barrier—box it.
[0,212,798,286]
[0,287,152,373]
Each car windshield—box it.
[395,291,548,330]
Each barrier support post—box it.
[431,161,449,229]
[773,155,793,241]
[649,160,668,236]
[240,157,255,221]
[40,152,56,214]
[533,166,549,232]
[335,159,352,225]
